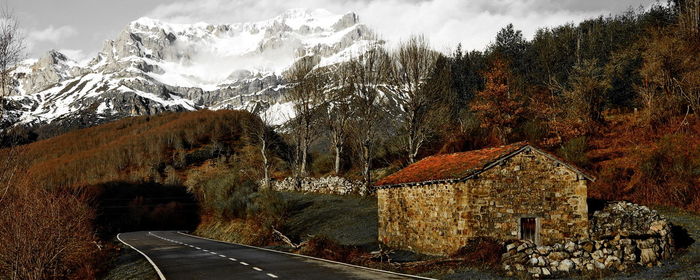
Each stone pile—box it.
[262,176,369,196]
[502,201,674,278]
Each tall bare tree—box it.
[321,63,353,175]
[0,4,23,203]
[347,44,390,187]
[253,103,276,189]
[0,5,23,99]
[387,35,442,163]
[285,56,325,176]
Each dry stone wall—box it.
[502,201,674,278]
[262,176,368,196]
[377,150,589,256]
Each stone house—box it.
[375,142,594,256]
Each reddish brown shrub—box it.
[298,236,364,264]
[451,237,504,267]
[0,189,97,280]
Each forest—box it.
[278,0,700,213]
[0,0,699,279]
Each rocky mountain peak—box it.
[2,9,381,136]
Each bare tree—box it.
[347,44,390,187]
[0,5,24,99]
[386,35,441,163]
[254,103,276,189]
[0,4,23,203]
[285,56,325,176]
[321,64,353,175]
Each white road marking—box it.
[118,233,166,280]
[240,262,249,266]
[210,252,217,255]
[219,254,226,258]
[253,267,263,271]
[195,247,201,250]
[267,273,278,278]
[229,258,237,261]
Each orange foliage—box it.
[0,110,260,190]
[588,113,700,212]
[470,59,525,144]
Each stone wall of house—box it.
[377,150,589,256]
[501,201,674,278]
[261,176,369,196]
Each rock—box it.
[591,250,605,262]
[517,242,531,252]
[580,241,594,252]
[558,259,574,272]
[637,239,655,249]
[528,267,542,275]
[550,260,559,269]
[564,241,577,252]
[594,261,606,270]
[542,267,551,276]
[640,248,657,264]
[549,251,570,261]
[604,256,620,268]
[506,243,517,252]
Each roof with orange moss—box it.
[375,142,593,188]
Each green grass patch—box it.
[278,192,379,248]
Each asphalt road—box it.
[118,231,423,280]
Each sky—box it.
[8,0,655,62]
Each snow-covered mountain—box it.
[1,8,378,135]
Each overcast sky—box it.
[8,0,654,62]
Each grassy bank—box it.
[194,191,379,248]
[101,243,158,280]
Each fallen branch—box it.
[272,228,307,249]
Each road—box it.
[118,231,425,280]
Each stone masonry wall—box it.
[262,176,369,196]
[377,150,589,256]
[501,201,674,278]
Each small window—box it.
[520,217,536,242]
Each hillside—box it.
[587,113,700,212]
[1,109,291,238]
[6,110,265,189]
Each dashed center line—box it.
[149,232,281,279]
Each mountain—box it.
[1,8,378,139]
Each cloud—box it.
[145,0,653,52]
[28,25,78,45]
[59,49,93,65]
